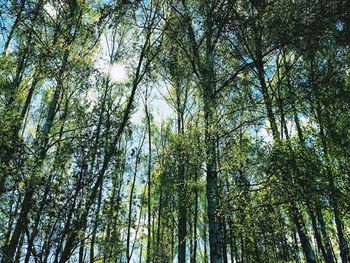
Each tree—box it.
[1,0,350,262]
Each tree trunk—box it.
[145,102,152,263]
[90,181,104,263]
[2,186,34,263]
[308,205,332,263]
[191,170,199,263]
[222,216,228,263]
[257,45,316,263]
[290,204,316,263]
[315,100,349,263]
[316,207,336,262]
[2,0,26,55]
[178,158,187,263]
[127,138,144,262]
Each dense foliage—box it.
[1,0,350,262]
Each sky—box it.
[93,31,174,126]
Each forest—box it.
[0,0,350,262]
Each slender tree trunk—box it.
[2,186,34,263]
[14,232,24,263]
[293,228,301,263]
[2,47,71,263]
[42,217,58,263]
[90,181,104,263]
[0,0,43,196]
[204,223,208,263]
[288,75,335,263]
[79,240,85,263]
[145,102,152,263]
[156,185,163,259]
[255,48,279,141]
[229,223,238,263]
[290,203,316,263]
[307,205,332,263]
[2,0,25,55]
[171,217,175,261]
[191,170,199,263]
[315,100,349,263]
[177,130,186,263]
[178,192,187,262]
[4,189,20,247]
[139,239,143,263]
[205,102,222,263]
[316,207,336,263]
[222,216,228,263]
[257,46,316,263]
[240,232,244,263]
[127,139,144,262]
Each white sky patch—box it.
[108,63,128,84]
[153,96,173,124]
[93,29,171,125]
[93,35,110,74]
[131,107,144,125]
[130,99,173,126]
[44,3,57,18]
[257,115,310,142]
[86,89,99,107]
[130,85,174,126]
[287,115,309,138]
[93,33,130,83]
[257,123,274,143]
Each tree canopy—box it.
[1,0,350,262]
